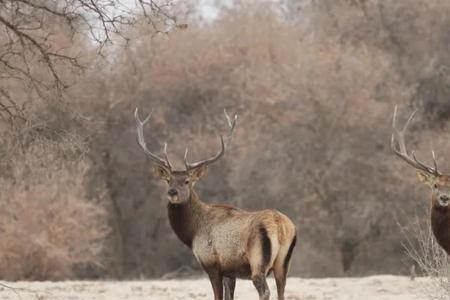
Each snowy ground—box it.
[0,276,436,300]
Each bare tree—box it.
[0,0,177,125]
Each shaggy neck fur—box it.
[167,190,204,248]
[431,195,450,255]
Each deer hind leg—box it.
[251,273,270,300]
[223,277,236,300]
[248,226,272,300]
[273,235,297,300]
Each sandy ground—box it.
[0,276,435,300]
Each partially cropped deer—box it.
[135,108,297,300]
[392,106,450,255]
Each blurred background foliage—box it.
[2,0,450,280]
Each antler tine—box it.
[185,136,225,170]
[184,147,189,170]
[432,150,439,174]
[391,105,441,176]
[412,151,439,175]
[185,110,237,171]
[224,109,237,146]
[135,108,172,171]
[403,109,417,133]
[392,104,398,128]
[163,142,173,170]
[224,109,237,132]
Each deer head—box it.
[391,106,450,207]
[134,108,237,204]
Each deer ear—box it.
[417,171,435,186]
[153,166,170,181]
[190,165,208,182]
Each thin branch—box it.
[0,0,177,126]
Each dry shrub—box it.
[0,115,110,280]
[403,214,450,300]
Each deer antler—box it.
[184,109,237,171]
[391,105,441,176]
[135,108,173,171]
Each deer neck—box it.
[431,199,450,254]
[167,190,205,248]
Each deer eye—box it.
[434,183,439,188]
[185,179,190,185]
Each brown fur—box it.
[418,173,450,255]
[159,169,296,300]
[431,203,450,255]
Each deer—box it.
[391,106,450,256]
[134,108,297,300]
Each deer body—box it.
[431,206,450,255]
[429,181,450,255]
[168,191,296,280]
[135,109,297,300]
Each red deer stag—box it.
[392,106,450,255]
[135,108,297,300]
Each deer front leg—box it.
[223,277,236,300]
[206,269,223,300]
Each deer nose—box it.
[168,189,178,197]
[440,195,450,202]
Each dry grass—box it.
[402,214,450,300]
